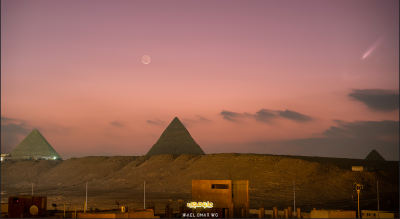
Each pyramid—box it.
[146,117,205,156]
[10,129,62,159]
[365,149,386,161]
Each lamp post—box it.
[293,180,296,217]
[354,182,363,218]
[377,181,381,218]
[86,182,88,211]
[144,181,145,209]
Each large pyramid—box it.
[10,129,62,159]
[365,149,386,161]
[146,117,205,156]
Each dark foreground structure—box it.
[8,196,47,218]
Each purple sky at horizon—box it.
[1,0,399,160]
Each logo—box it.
[187,201,213,209]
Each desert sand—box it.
[1,154,398,214]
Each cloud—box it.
[253,109,278,123]
[110,121,124,128]
[323,120,399,139]
[181,116,213,128]
[196,115,212,122]
[220,111,244,122]
[220,109,312,123]
[277,110,313,123]
[251,120,399,160]
[348,89,399,111]
[147,119,166,126]
[1,117,32,153]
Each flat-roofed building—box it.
[361,210,399,218]
[191,180,249,218]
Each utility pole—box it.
[293,180,296,217]
[377,181,380,218]
[144,181,146,209]
[86,182,88,211]
[354,182,363,218]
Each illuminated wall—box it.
[191,180,249,218]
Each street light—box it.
[354,182,363,218]
[377,181,383,218]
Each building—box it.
[8,195,47,218]
[310,210,356,218]
[191,180,249,218]
[1,154,10,162]
[146,117,205,156]
[352,166,374,172]
[8,129,62,161]
[77,209,159,218]
[361,210,399,218]
[1,203,8,218]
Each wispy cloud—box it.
[110,121,124,128]
[147,119,166,126]
[182,116,213,127]
[348,89,399,111]
[220,109,312,124]
[220,110,245,122]
[277,110,313,123]
[196,115,212,122]
[253,109,279,123]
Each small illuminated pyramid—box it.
[146,117,205,156]
[10,129,62,159]
[365,149,385,161]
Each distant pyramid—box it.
[10,129,62,159]
[365,149,386,161]
[146,117,205,156]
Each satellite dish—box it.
[121,206,126,212]
[30,205,39,215]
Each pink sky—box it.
[1,0,399,160]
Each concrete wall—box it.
[362,210,396,218]
[192,180,249,218]
[329,211,356,218]
[310,210,356,218]
[77,210,156,218]
[232,180,249,218]
[192,180,232,208]
[1,203,8,213]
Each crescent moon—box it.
[142,55,151,64]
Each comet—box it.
[362,36,384,59]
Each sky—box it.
[1,0,399,160]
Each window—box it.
[211,184,229,189]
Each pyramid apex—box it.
[365,149,385,161]
[146,117,205,156]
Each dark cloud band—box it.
[349,89,399,111]
[220,109,312,123]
